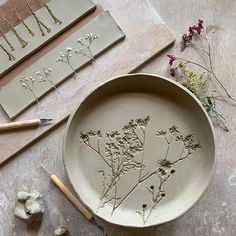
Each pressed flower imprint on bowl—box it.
[80,116,201,224]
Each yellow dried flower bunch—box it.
[178,63,206,100]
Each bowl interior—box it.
[64,74,215,227]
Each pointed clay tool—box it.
[0,118,52,131]
[40,164,93,220]
[40,164,108,235]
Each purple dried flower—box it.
[170,68,176,77]
[192,19,204,34]
[181,19,204,50]
[167,54,176,66]
[181,33,193,50]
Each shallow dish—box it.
[63,73,215,227]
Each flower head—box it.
[66,47,72,52]
[170,68,176,77]
[167,54,176,66]
[181,19,204,51]
[192,19,204,34]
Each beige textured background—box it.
[0,0,236,235]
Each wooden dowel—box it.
[50,175,93,221]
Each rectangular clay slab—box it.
[0,0,96,77]
[0,11,126,119]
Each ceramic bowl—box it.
[63,73,215,227]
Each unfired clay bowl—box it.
[63,73,215,227]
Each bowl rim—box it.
[63,72,216,228]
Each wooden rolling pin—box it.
[0,118,52,131]
[40,164,93,221]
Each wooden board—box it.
[0,11,126,119]
[1,1,236,235]
[0,0,175,166]
[0,0,96,76]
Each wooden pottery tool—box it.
[0,118,52,131]
[40,164,108,235]
[40,163,92,220]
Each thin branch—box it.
[163,135,172,160]
[87,142,111,168]
[114,171,157,210]
[138,128,147,180]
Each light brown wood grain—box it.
[1,0,236,236]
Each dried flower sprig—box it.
[40,0,62,25]
[56,47,77,78]
[167,19,235,131]
[75,33,99,61]
[35,67,59,93]
[20,75,39,104]
[0,44,16,61]
[0,28,14,51]
[2,17,28,48]
[80,116,150,214]
[181,19,203,51]
[14,9,35,36]
[137,124,200,224]
[25,0,51,36]
[174,62,228,131]
[81,118,201,224]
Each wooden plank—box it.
[0,0,96,76]
[1,1,236,235]
[0,1,175,166]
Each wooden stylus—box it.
[40,164,93,221]
[0,118,52,131]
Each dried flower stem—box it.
[76,33,99,62]
[25,0,51,36]
[35,67,60,94]
[41,0,62,25]
[138,126,201,223]
[56,47,77,79]
[174,57,235,102]
[0,29,14,51]
[0,44,16,61]
[14,10,35,36]
[168,20,235,131]
[20,76,39,105]
[3,17,28,48]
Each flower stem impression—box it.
[25,0,51,37]
[40,0,62,25]
[167,19,235,131]
[56,47,77,78]
[20,75,39,104]
[0,44,15,61]
[75,33,99,62]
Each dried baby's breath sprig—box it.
[0,28,14,51]
[75,33,99,62]
[56,47,77,78]
[35,67,59,93]
[40,0,62,25]
[0,44,16,61]
[3,17,28,48]
[20,75,39,104]
[25,0,51,36]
